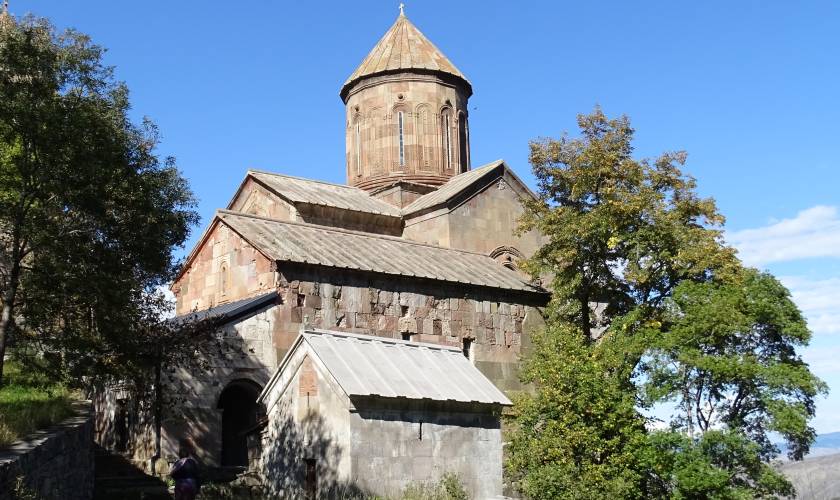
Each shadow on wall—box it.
[92,384,156,465]
[262,410,373,499]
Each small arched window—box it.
[440,108,452,170]
[397,111,405,167]
[219,263,229,296]
[490,246,525,272]
[354,120,362,176]
[458,112,469,173]
[416,105,432,169]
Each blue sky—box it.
[15,1,839,433]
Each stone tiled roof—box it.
[218,210,542,293]
[401,160,504,215]
[168,291,278,325]
[401,159,540,216]
[248,170,402,218]
[341,13,471,98]
[264,329,512,406]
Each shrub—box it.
[402,473,468,500]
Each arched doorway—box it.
[217,379,262,467]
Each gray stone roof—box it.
[341,13,471,99]
[169,291,278,325]
[248,170,401,218]
[265,329,512,406]
[218,210,542,293]
[401,159,540,216]
[402,160,503,215]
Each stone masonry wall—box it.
[92,385,156,466]
[161,304,280,466]
[447,173,542,257]
[261,349,353,498]
[344,73,470,191]
[173,220,276,315]
[402,170,543,260]
[0,402,94,500]
[350,405,503,499]
[229,177,296,221]
[274,265,547,392]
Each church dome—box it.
[341,11,473,193]
[340,11,472,102]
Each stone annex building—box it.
[97,10,550,498]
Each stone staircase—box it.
[93,445,171,500]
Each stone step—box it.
[94,445,171,500]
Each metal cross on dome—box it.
[399,3,405,16]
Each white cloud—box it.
[780,276,840,336]
[154,284,177,320]
[727,205,840,266]
[802,345,840,375]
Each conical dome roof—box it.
[340,13,471,100]
[0,1,14,30]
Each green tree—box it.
[510,107,736,497]
[519,107,738,342]
[643,269,827,461]
[508,108,822,499]
[506,321,649,498]
[0,14,198,385]
[641,430,794,499]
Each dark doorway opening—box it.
[217,380,262,467]
[304,458,317,499]
[115,398,129,453]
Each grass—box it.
[195,473,469,500]
[0,360,78,448]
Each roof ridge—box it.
[305,328,460,352]
[216,209,509,259]
[401,159,505,214]
[248,169,368,192]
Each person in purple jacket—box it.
[170,439,201,500]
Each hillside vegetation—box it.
[0,360,78,447]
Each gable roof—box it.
[169,291,278,326]
[235,170,402,218]
[401,159,537,216]
[218,210,543,294]
[262,329,512,406]
[341,13,471,100]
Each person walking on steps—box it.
[170,439,201,500]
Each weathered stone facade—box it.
[344,73,471,191]
[259,332,508,499]
[0,403,94,500]
[173,221,276,314]
[402,168,543,259]
[162,303,280,467]
[93,385,156,464]
[273,265,545,393]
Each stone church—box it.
[97,10,549,498]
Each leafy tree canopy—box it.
[519,107,739,341]
[0,15,199,385]
[508,108,824,499]
[643,269,827,461]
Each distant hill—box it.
[812,432,840,453]
[780,452,840,500]
[778,432,840,459]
